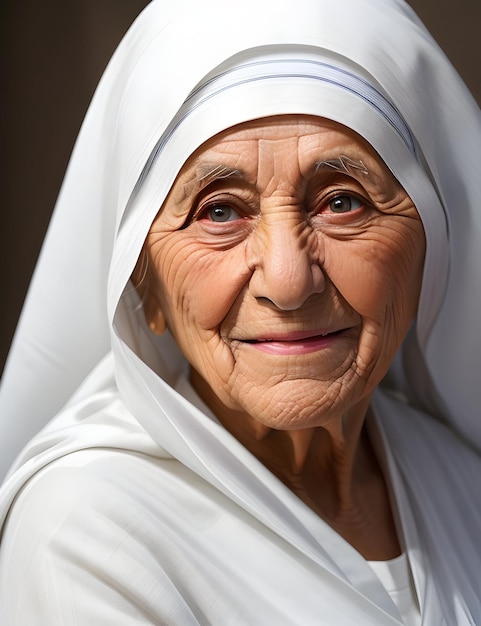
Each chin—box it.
[233,378,364,431]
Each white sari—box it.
[1,0,480,623]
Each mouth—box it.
[241,328,349,355]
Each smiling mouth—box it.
[241,329,348,355]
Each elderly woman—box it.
[0,0,480,624]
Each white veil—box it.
[1,0,479,479]
[1,1,480,623]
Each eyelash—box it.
[316,192,366,216]
[185,186,371,230]
[189,192,254,224]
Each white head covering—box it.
[0,0,480,622]
[1,0,479,474]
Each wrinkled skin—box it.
[137,115,425,558]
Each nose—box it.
[246,215,325,310]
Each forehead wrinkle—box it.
[257,136,304,197]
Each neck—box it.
[190,369,401,560]
[231,399,372,513]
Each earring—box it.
[147,305,167,336]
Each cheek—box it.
[324,225,424,324]
[150,234,251,331]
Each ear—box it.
[131,249,167,336]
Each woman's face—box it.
[141,115,425,430]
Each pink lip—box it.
[244,329,345,355]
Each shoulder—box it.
[374,389,481,538]
[0,447,212,553]
[375,389,481,467]
[0,449,200,625]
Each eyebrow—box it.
[196,157,369,181]
[180,154,370,202]
[196,163,244,182]
[182,163,245,198]
[313,155,369,176]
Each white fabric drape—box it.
[1,0,480,623]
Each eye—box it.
[184,192,254,233]
[327,195,363,213]
[201,204,242,222]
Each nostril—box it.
[248,257,326,311]
[246,224,326,310]
[254,296,281,309]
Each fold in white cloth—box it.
[1,0,480,623]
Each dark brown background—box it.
[1,1,480,374]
